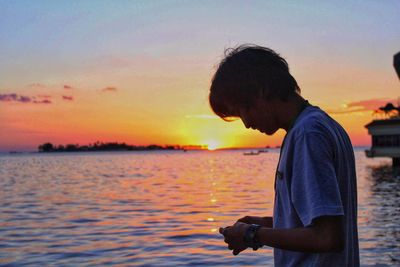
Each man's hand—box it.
[237,216,263,225]
[219,222,250,256]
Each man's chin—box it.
[260,129,277,135]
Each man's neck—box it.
[279,94,308,132]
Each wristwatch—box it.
[243,224,263,250]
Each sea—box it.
[0,148,399,266]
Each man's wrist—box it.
[243,224,263,250]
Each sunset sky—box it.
[1,1,399,151]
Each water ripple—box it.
[0,150,398,266]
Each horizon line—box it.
[1,145,372,153]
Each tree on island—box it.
[38,143,54,152]
[37,142,183,152]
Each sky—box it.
[0,0,399,151]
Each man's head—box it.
[209,44,300,122]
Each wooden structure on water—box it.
[365,51,400,166]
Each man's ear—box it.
[259,96,279,110]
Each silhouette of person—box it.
[209,45,359,266]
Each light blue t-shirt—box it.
[273,105,359,267]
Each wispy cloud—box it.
[0,93,52,104]
[62,95,74,101]
[327,107,367,114]
[185,114,219,119]
[37,95,52,99]
[28,83,46,88]
[33,99,52,104]
[64,85,73,90]
[102,86,117,92]
[346,98,398,110]
[327,98,398,114]
[0,93,31,103]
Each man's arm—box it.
[257,216,344,252]
[221,215,343,255]
[237,216,273,228]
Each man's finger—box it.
[234,221,245,226]
[236,218,245,223]
[219,227,225,235]
[219,226,231,236]
[232,249,241,256]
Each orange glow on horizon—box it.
[0,69,391,151]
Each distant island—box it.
[37,142,191,152]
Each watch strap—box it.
[243,224,262,250]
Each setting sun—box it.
[205,139,220,150]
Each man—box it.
[209,45,359,266]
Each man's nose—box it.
[242,120,251,129]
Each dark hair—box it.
[209,44,300,120]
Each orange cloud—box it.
[102,86,117,92]
[62,95,74,101]
[64,85,73,90]
[347,98,398,110]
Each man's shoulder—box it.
[289,106,353,151]
[291,107,334,137]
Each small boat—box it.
[243,151,259,156]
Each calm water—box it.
[0,149,399,266]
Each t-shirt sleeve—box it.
[291,130,344,227]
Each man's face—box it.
[237,98,280,135]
